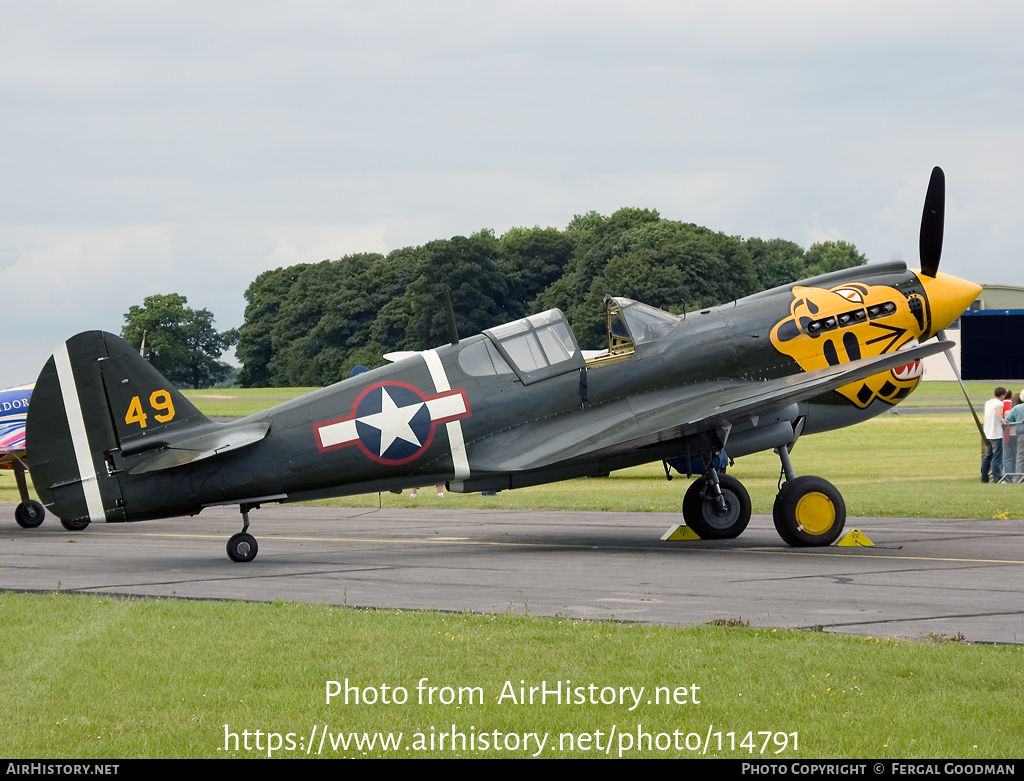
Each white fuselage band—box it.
[54,343,107,522]
[422,349,470,480]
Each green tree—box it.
[803,240,867,277]
[549,213,761,346]
[539,207,662,316]
[496,226,574,318]
[747,238,806,290]
[264,260,357,386]
[401,231,509,349]
[232,211,872,386]
[121,293,237,389]
[236,265,309,387]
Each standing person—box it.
[982,387,1007,483]
[1004,391,1018,476]
[1004,393,1024,483]
[409,485,445,498]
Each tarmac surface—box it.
[3,504,1023,644]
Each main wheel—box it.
[682,474,752,539]
[61,518,90,531]
[772,476,846,547]
[15,501,45,528]
[227,532,258,563]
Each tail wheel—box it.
[773,476,846,547]
[682,474,752,539]
[227,532,258,563]
[15,501,45,528]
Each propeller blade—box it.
[919,166,945,278]
[937,329,985,439]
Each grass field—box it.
[890,379,1020,408]
[4,413,1016,519]
[288,412,1019,519]
[1,593,1020,759]
[178,380,1021,414]
[181,386,319,417]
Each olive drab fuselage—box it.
[23,167,981,557]
[26,260,979,528]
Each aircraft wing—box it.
[469,340,951,472]
[0,426,25,458]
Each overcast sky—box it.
[3,1,1023,386]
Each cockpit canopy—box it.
[587,297,680,366]
[464,309,585,385]
[460,299,681,382]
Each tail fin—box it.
[26,332,210,523]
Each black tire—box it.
[772,476,846,547]
[61,518,90,531]
[682,474,752,539]
[15,501,45,528]
[227,532,258,563]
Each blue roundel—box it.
[354,384,433,461]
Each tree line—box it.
[121,293,238,390]
[123,208,867,388]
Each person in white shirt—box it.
[982,387,1007,483]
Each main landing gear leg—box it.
[681,455,752,539]
[12,460,45,529]
[772,444,846,547]
[226,503,259,563]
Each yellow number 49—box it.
[124,390,176,429]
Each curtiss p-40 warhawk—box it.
[25,168,980,561]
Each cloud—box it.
[2,0,1023,386]
[0,221,390,386]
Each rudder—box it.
[26,332,209,524]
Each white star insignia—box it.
[357,387,425,456]
[313,382,471,459]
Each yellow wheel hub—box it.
[795,492,835,535]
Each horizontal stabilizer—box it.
[128,421,270,474]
